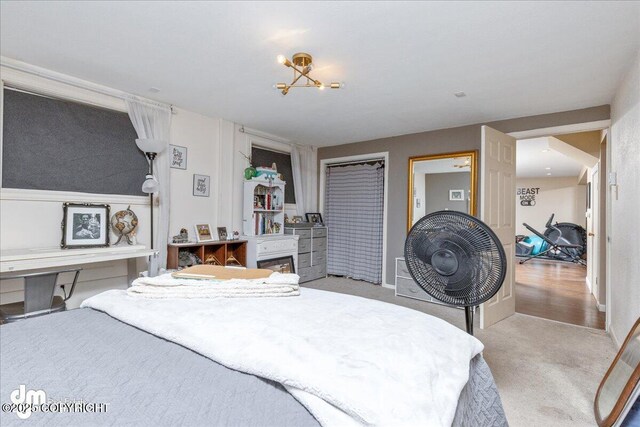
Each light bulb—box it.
[273,83,287,90]
[318,83,325,91]
[141,174,159,194]
[277,55,286,64]
[330,82,343,89]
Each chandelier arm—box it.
[287,63,321,86]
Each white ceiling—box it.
[517,137,584,178]
[1,1,638,147]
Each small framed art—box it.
[61,203,110,249]
[170,145,187,170]
[257,256,295,274]
[449,190,465,201]
[195,224,214,242]
[217,227,228,241]
[306,213,323,224]
[193,174,210,197]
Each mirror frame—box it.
[594,316,640,427]
[407,150,478,231]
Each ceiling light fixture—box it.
[454,91,467,98]
[274,52,343,96]
[545,167,551,170]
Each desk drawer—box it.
[256,238,297,256]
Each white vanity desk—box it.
[0,245,156,284]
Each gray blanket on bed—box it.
[0,309,507,426]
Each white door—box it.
[588,164,599,298]
[480,126,517,329]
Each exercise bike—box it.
[518,214,587,266]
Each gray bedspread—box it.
[0,308,507,426]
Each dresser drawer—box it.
[312,227,327,238]
[312,237,327,252]
[312,251,326,266]
[298,265,326,283]
[298,252,311,269]
[298,238,311,253]
[295,229,312,239]
[396,258,412,279]
[395,277,432,301]
[256,238,297,255]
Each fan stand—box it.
[465,306,475,336]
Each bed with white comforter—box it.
[0,275,507,426]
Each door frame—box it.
[319,152,390,287]
[507,120,612,331]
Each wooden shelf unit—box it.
[167,240,247,270]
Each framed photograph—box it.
[306,213,323,224]
[170,145,187,170]
[292,215,304,223]
[449,190,465,201]
[217,227,228,241]
[61,203,110,249]
[194,224,214,242]
[193,174,210,197]
[257,256,295,274]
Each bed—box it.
[0,286,507,426]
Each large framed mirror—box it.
[408,150,477,230]
[594,317,640,426]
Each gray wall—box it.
[424,172,470,215]
[318,105,610,285]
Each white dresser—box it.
[245,234,299,269]
[395,257,460,309]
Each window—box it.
[251,146,296,203]
[2,88,147,196]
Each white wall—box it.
[0,62,315,309]
[412,172,426,224]
[609,50,640,346]
[0,64,235,308]
[515,177,587,236]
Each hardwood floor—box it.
[515,259,605,329]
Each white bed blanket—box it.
[82,288,483,426]
[126,272,300,298]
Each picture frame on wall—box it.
[449,190,465,201]
[170,145,187,170]
[257,256,295,274]
[194,224,214,242]
[193,174,210,197]
[61,202,110,249]
[306,213,323,224]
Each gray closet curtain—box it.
[325,162,384,284]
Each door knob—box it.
[588,232,595,236]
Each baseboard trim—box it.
[381,283,395,290]
[609,325,621,349]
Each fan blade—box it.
[410,232,438,265]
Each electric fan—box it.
[404,211,507,335]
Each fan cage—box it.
[404,211,507,307]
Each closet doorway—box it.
[319,153,389,285]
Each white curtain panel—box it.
[290,145,306,215]
[290,144,318,215]
[125,99,172,276]
[325,162,384,284]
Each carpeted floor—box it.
[303,277,617,427]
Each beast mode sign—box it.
[517,187,540,206]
